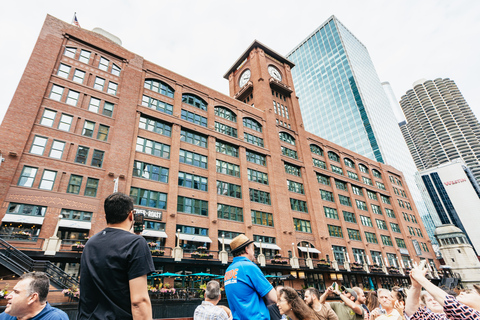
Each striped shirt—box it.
[194,301,229,320]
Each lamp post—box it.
[176,229,181,248]
[292,243,296,258]
[221,233,225,251]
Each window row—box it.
[64,47,121,76]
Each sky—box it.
[0,0,479,125]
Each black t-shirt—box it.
[268,304,282,320]
[77,228,155,320]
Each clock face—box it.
[239,69,251,87]
[268,65,282,81]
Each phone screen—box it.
[133,212,144,233]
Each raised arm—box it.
[263,288,278,306]
[320,286,333,304]
[129,275,152,320]
[405,274,422,317]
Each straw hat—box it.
[230,234,254,253]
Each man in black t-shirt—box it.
[77,192,155,320]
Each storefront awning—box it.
[254,242,281,250]
[178,234,212,243]
[2,214,44,225]
[217,238,233,245]
[298,246,321,254]
[58,220,91,230]
[142,230,168,238]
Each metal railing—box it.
[0,238,78,289]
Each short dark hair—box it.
[305,287,320,299]
[20,272,49,303]
[104,192,133,224]
[205,281,221,300]
[232,246,247,257]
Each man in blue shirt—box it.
[0,272,68,320]
[224,234,277,320]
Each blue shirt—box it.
[0,302,69,320]
[224,256,273,320]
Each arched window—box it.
[372,169,382,178]
[328,151,340,162]
[243,117,262,132]
[182,93,207,111]
[310,144,323,156]
[344,158,355,168]
[214,106,237,122]
[279,132,295,145]
[144,79,174,98]
[358,164,369,174]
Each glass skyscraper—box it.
[287,16,440,248]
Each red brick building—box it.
[0,15,437,290]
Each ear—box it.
[128,210,134,221]
[27,292,38,305]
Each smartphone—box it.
[341,285,347,292]
[133,211,144,233]
[332,282,338,291]
[379,309,387,315]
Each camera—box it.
[133,210,144,233]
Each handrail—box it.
[0,238,78,289]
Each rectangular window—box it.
[58,114,73,131]
[40,109,57,127]
[331,164,343,175]
[178,172,208,191]
[381,235,393,246]
[136,137,170,159]
[244,132,264,147]
[216,160,240,178]
[347,171,359,180]
[88,97,101,113]
[396,238,407,248]
[49,140,65,159]
[371,251,383,265]
[217,181,242,198]
[67,175,83,194]
[362,176,373,186]
[30,136,48,155]
[139,116,172,137]
[142,95,174,115]
[365,232,378,244]
[248,168,268,184]
[82,120,95,137]
[386,208,396,218]
[252,210,274,227]
[103,101,114,117]
[107,81,118,95]
[85,178,99,197]
[328,225,343,238]
[316,173,330,185]
[64,47,76,58]
[97,124,109,141]
[390,223,401,233]
[73,69,86,83]
[99,57,109,71]
[381,195,391,205]
[347,229,362,241]
[57,63,71,78]
[133,160,169,183]
[293,218,312,233]
[79,50,91,64]
[61,209,92,221]
[8,203,46,217]
[181,109,208,127]
[180,128,206,147]
[376,181,386,190]
[218,204,243,222]
[91,150,104,168]
[246,150,266,166]
[324,207,339,219]
[320,189,334,202]
[313,158,327,169]
[49,84,64,101]
[356,199,368,211]
[39,170,56,190]
[281,146,298,159]
[335,180,347,191]
[249,189,271,205]
[130,187,168,210]
[333,246,346,264]
[371,204,382,215]
[66,90,80,106]
[367,190,378,200]
[216,141,239,158]
[360,215,373,227]
[176,196,208,216]
[351,185,363,196]
[376,219,388,230]
[343,211,356,223]
[112,64,121,76]
[179,149,207,169]
[287,180,304,194]
[284,162,301,176]
[290,198,308,212]
[215,122,238,138]
[75,146,89,164]
[94,77,105,91]
[339,195,352,207]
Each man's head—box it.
[420,291,443,313]
[304,287,320,307]
[377,289,394,310]
[204,281,221,303]
[230,234,255,261]
[5,272,50,317]
[457,285,480,311]
[342,287,357,302]
[353,287,366,304]
[104,192,134,225]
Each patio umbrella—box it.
[157,272,186,277]
[190,272,219,278]
[265,275,281,278]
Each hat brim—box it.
[231,240,254,253]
